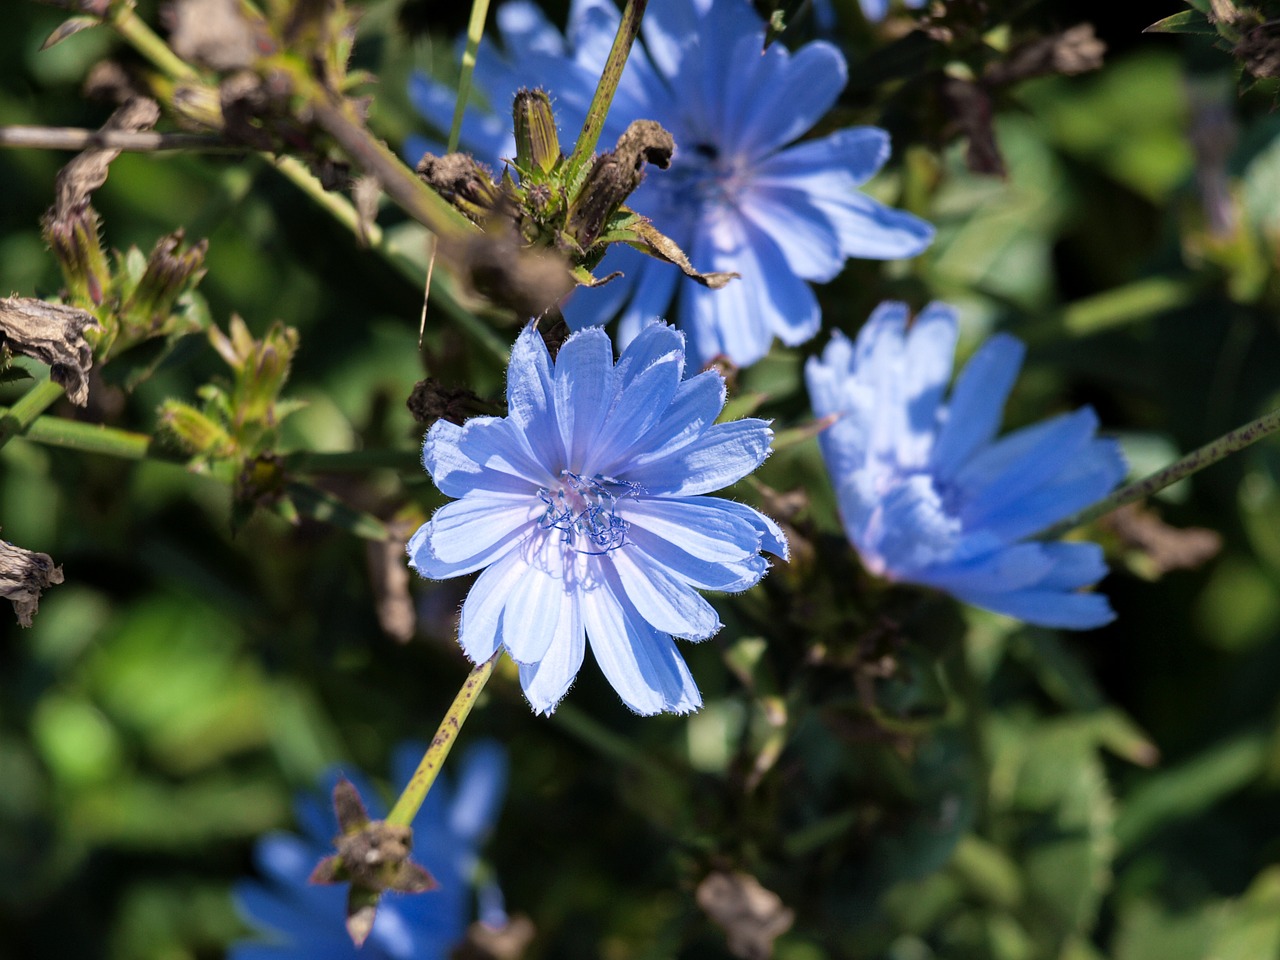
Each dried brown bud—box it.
[0,297,97,406]
[696,871,794,960]
[416,153,503,223]
[1236,21,1280,79]
[985,23,1106,86]
[513,88,561,176]
[1103,502,1223,576]
[165,0,266,72]
[122,229,209,331]
[564,120,674,250]
[0,538,64,628]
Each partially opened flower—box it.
[805,302,1125,628]
[408,321,787,715]
[407,0,934,368]
[231,741,507,960]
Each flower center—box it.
[659,138,748,211]
[537,471,642,555]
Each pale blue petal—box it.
[495,1,565,58]
[865,474,961,576]
[582,572,702,715]
[501,533,570,665]
[957,408,1104,528]
[517,583,585,714]
[755,127,891,191]
[457,417,556,489]
[860,0,890,19]
[253,833,317,886]
[620,370,725,464]
[733,41,847,159]
[589,337,685,473]
[610,546,723,640]
[686,496,790,560]
[622,419,774,496]
[424,420,538,499]
[457,547,529,662]
[420,497,536,564]
[620,498,760,562]
[960,586,1116,630]
[740,184,844,282]
[407,508,532,580]
[447,741,509,842]
[916,543,1056,594]
[613,249,682,345]
[625,528,770,593]
[931,333,1024,481]
[506,324,564,470]
[553,327,615,473]
[976,438,1127,543]
[819,189,936,260]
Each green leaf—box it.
[1144,10,1215,34]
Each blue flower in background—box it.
[231,741,507,960]
[407,0,934,369]
[805,302,1125,629]
[857,0,928,23]
[408,321,788,715]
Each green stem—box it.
[1037,404,1280,540]
[273,154,383,246]
[385,651,501,828]
[562,0,648,186]
[0,378,67,451]
[0,408,156,459]
[108,5,202,82]
[449,0,493,153]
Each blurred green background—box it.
[8,0,1280,957]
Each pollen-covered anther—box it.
[537,471,640,554]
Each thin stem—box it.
[385,651,501,828]
[0,126,232,152]
[108,5,202,83]
[0,378,67,451]
[450,0,493,153]
[0,407,156,460]
[562,0,648,186]
[304,92,473,243]
[1037,404,1280,540]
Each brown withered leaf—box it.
[696,871,794,960]
[51,97,160,219]
[0,537,64,627]
[454,231,575,318]
[1103,501,1223,575]
[0,297,97,406]
[450,915,537,960]
[625,217,738,289]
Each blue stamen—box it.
[537,472,642,554]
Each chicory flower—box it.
[231,741,507,960]
[407,0,934,368]
[408,321,787,715]
[805,301,1125,629]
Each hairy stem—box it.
[563,0,648,186]
[385,651,501,828]
[450,0,493,153]
[1037,404,1280,539]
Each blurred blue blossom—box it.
[805,302,1125,629]
[408,321,788,715]
[857,0,927,23]
[231,741,507,960]
[407,0,934,368]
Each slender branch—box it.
[305,93,474,243]
[0,126,233,153]
[563,0,648,186]
[450,0,493,153]
[1037,404,1280,540]
[108,4,202,83]
[0,405,157,460]
[385,651,501,828]
[0,378,66,451]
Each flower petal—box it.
[609,546,723,640]
[931,332,1024,481]
[623,418,774,496]
[418,497,537,565]
[506,323,564,470]
[553,327,615,473]
[581,571,702,715]
[517,586,585,715]
[501,534,570,665]
[620,497,761,562]
[457,546,529,662]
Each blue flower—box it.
[805,302,1125,629]
[408,321,788,715]
[407,0,934,369]
[231,741,508,960]
[857,0,927,23]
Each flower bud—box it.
[513,88,561,176]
